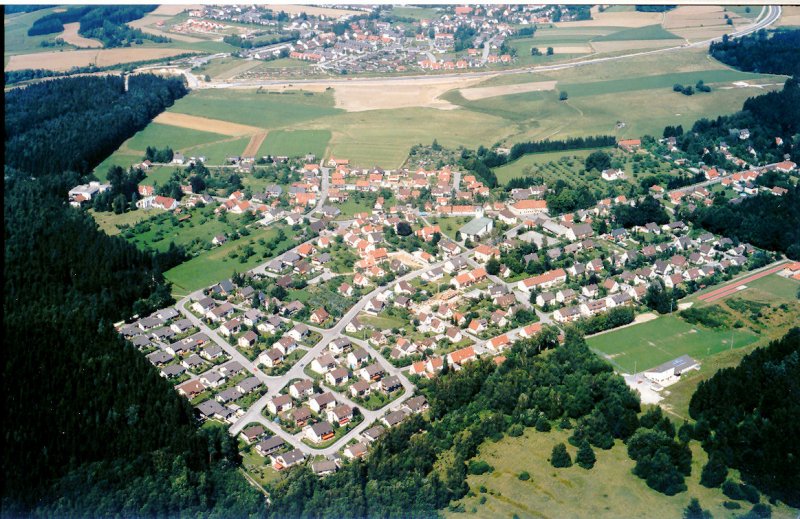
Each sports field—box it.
[448,428,799,519]
[587,315,759,374]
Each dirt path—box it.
[242,131,268,157]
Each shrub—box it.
[576,440,596,469]
[468,460,493,475]
[518,471,530,481]
[550,443,572,468]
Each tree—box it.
[684,498,712,519]
[700,452,728,488]
[396,221,413,236]
[486,258,500,276]
[559,91,568,101]
[530,47,541,56]
[576,440,596,469]
[546,46,554,55]
[585,150,612,172]
[550,443,572,468]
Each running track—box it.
[698,263,788,303]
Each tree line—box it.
[2,74,264,515]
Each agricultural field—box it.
[4,7,79,56]
[5,48,196,72]
[126,123,228,154]
[586,314,759,374]
[449,428,799,519]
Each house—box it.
[346,349,369,369]
[404,395,429,414]
[271,449,305,471]
[218,319,241,337]
[310,307,330,324]
[381,375,402,393]
[258,348,284,368]
[553,306,582,323]
[255,436,285,457]
[240,425,266,445]
[349,380,371,398]
[518,268,567,292]
[511,199,548,215]
[306,421,335,444]
[618,139,641,152]
[382,409,409,428]
[343,442,368,460]
[362,425,386,443]
[286,323,309,342]
[177,379,205,399]
[359,363,385,381]
[199,370,225,388]
[238,330,258,348]
[601,169,626,181]
[327,404,354,426]
[486,334,511,353]
[236,377,262,395]
[474,244,500,263]
[289,379,314,400]
[312,459,339,477]
[325,367,350,386]
[447,346,476,366]
[192,297,216,315]
[267,394,293,415]
[519,322,542,338]
[311,354,337,374]
[643,355,700,386]
[328,337,352,355]
[309,392,336,413]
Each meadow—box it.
[449,428,798,519]
[126,123,228,154]
[257,130,330,159]
[586,314,759,374]
[165,224,297,296]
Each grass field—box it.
[126,123,227,154]
[187,137,251,164]
[594,24,681,41]
[139,166,181,187]
[89,208,157,236]
[93,152,142,175]
[168,89,341,129]
[4,8,77,56]
[587,315,759,374]
[493,147,615,185]
[257,130,330,159]
[448,428,799,519]
[165,225,297,296]
[389,6,442,20]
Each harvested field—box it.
[151,5,201,16]
[268,5,365,18]
[590,39,684,53]
[60,22,102,48]
[776,6,800,27]
[127,15,206,43]
[663,5,749,41]
[547,45,593,54]
[555,10,663,28]
[459,80,557,101]
[332,75,488,111]
[242,131,268,157]
[5,48,193,72]
[153,112,264,136]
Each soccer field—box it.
[587,315,758,373]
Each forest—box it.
[689,328,800,507]
[673,76,800,167]
[710,29,800,76]
[2,74,263,515]
[27,5,167,47]
[5,74,187,176]
[685,184,800,259]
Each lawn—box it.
[126,123,228,154]
[165,224,297,296]
[586,314,759,374]
[448,428,799,519]
[168,88,341,129]
[388,6,442,20]
[139,165,181,187]
[594,24,681,41]
[257,129,330,159]
[188,137,251,165]
[332,197,375,219]
[93,152,143,175]
[89,208,158,236]
[428,216,473,241]
[358,313,408,331]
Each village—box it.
[100,128,800,481]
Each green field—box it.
[169,88,341,129]
[126,123,227,154]
[587,315,759,374]
[165,225,297,296]
[89,208,157,236]
[4,8,76,56]
[493,147,615,185]
[188,137,251,165]
[139,165,181,187]
[594,24,681,41]
[93,152,142,175]
[258,130,330,159]
[448,428,799,519]
[389,6,442,20]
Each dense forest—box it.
[3,75,264,515]
[685,184,800,259]
[710,29,800,76]
[266,328,647,516]
[27,5,168,47]
[6,75,187,176]
[672,76,800,166]
[689,328,800,507]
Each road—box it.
[178,6,780,91]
